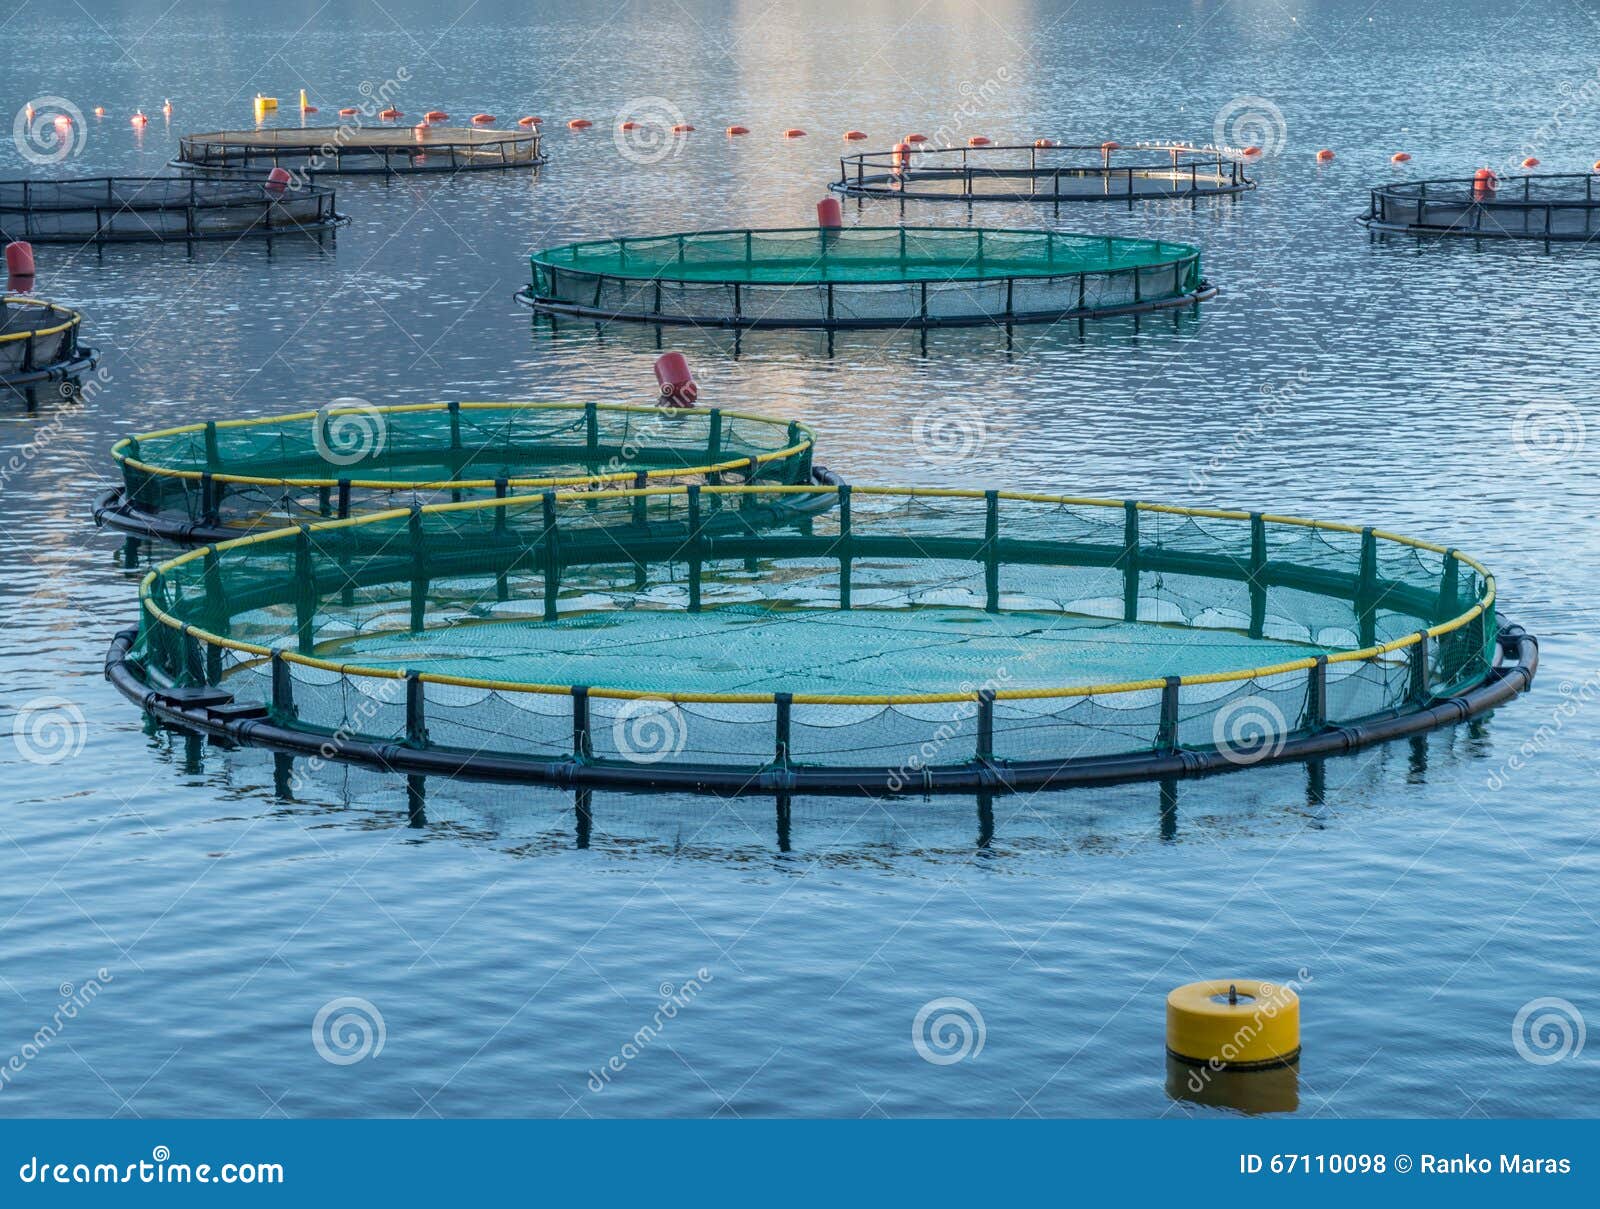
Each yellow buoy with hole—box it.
[1166,979,1300,1070]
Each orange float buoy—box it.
[783,128,806,138]
[518,116,541,126]
[1522,156,1540,168]
[1034,138,1058,148]
[1101,140,1122,152]
[619,121,638,130]
[265,166,292,195]
[843,130,867,140]
[426,111,450,122]
[967,135,991,146]
[1391,152,1411,163]
[568,118,592,129]
[1315,148,1335,161]
[1592,160,1600,173]
[1240,145,1262,157]
[891,141,913,172]
[6,241,37,280]
[339,107,359,117]
[904,133,927,144]
[726,125,749,136]
[472,113,495,124]
[1473,167,1498,200]
[93,106,106,117]
[131,110,148,126]
[379,108,402,120]
[671,123,694,133]
[654,352,698,408]
[817,196,843,228]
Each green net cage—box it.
[831,143,1253,205]
[110,485,1532,794]
[519,226,1212,328]
[0,175,345,243]
[1366,172,1600,241]
[97,401,820,544]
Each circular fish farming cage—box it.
[517,226,1215,329]
[0,174,345,243]
[1365,173,1600,241]
[1,296,97,397]
[107,485,1536,795]
[175,127,545,175]
[94,400,823,545]
[831,143,1253,205]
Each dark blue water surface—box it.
[2,0,1598,1118]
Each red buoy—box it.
[1034,138,1058,148]
[1473,166,1498,200]
[472,113,495,124]
[1240,145,1262,157]
[339,107,360,117]
[264,167,292,195]
[619,121,638,130]
[817,196,843,228]
[654,352,698,409]
[726,125,749,135]
[904,133,927,143]
[1315,148,1334,162]
[843,130,867,140]
[5,241,36,280]
[379,108,402,120]
[426,110,450,121]
[671,123,695,133]
[568,118,592,129]
[1522,156,1540,168]
[783,128,806,138]
[518,116,541,126]
[891,140,912,172]
[1391,152,1411,163]
[967,135,991,146]
[1101,140,1121,153]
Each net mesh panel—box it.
[118,404,814,530]
[1372,174,1600,238]
[531,228,1202,324]
[0,177,338,241]
[132,489,1499,782]
[836,146,1246,200]
[0,299,80,378]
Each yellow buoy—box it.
[254,94,278,122]
[1166,979,1300,1069]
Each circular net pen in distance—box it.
[1365,172,1600,241]
[831,143,1254,205]
[95,400,825,545]
[0,174,346,243]
[1,296,98,399]
[518,226,1217,328]
[108,485,1536,795]
[175,127,545,176]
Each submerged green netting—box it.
[114,402,815,532]
[527,227,1205,326]
[131,487,1499,779]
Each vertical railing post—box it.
[404,671,427,747]
[686,483,703,612]
[1121,500,1140,622]
[1157,676,1180,752]
[572,686,592,760]
[837,483,852,609]
[1248,513,1267,639]
[983,490,1000,612]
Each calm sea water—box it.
[2,0,1597,1118]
